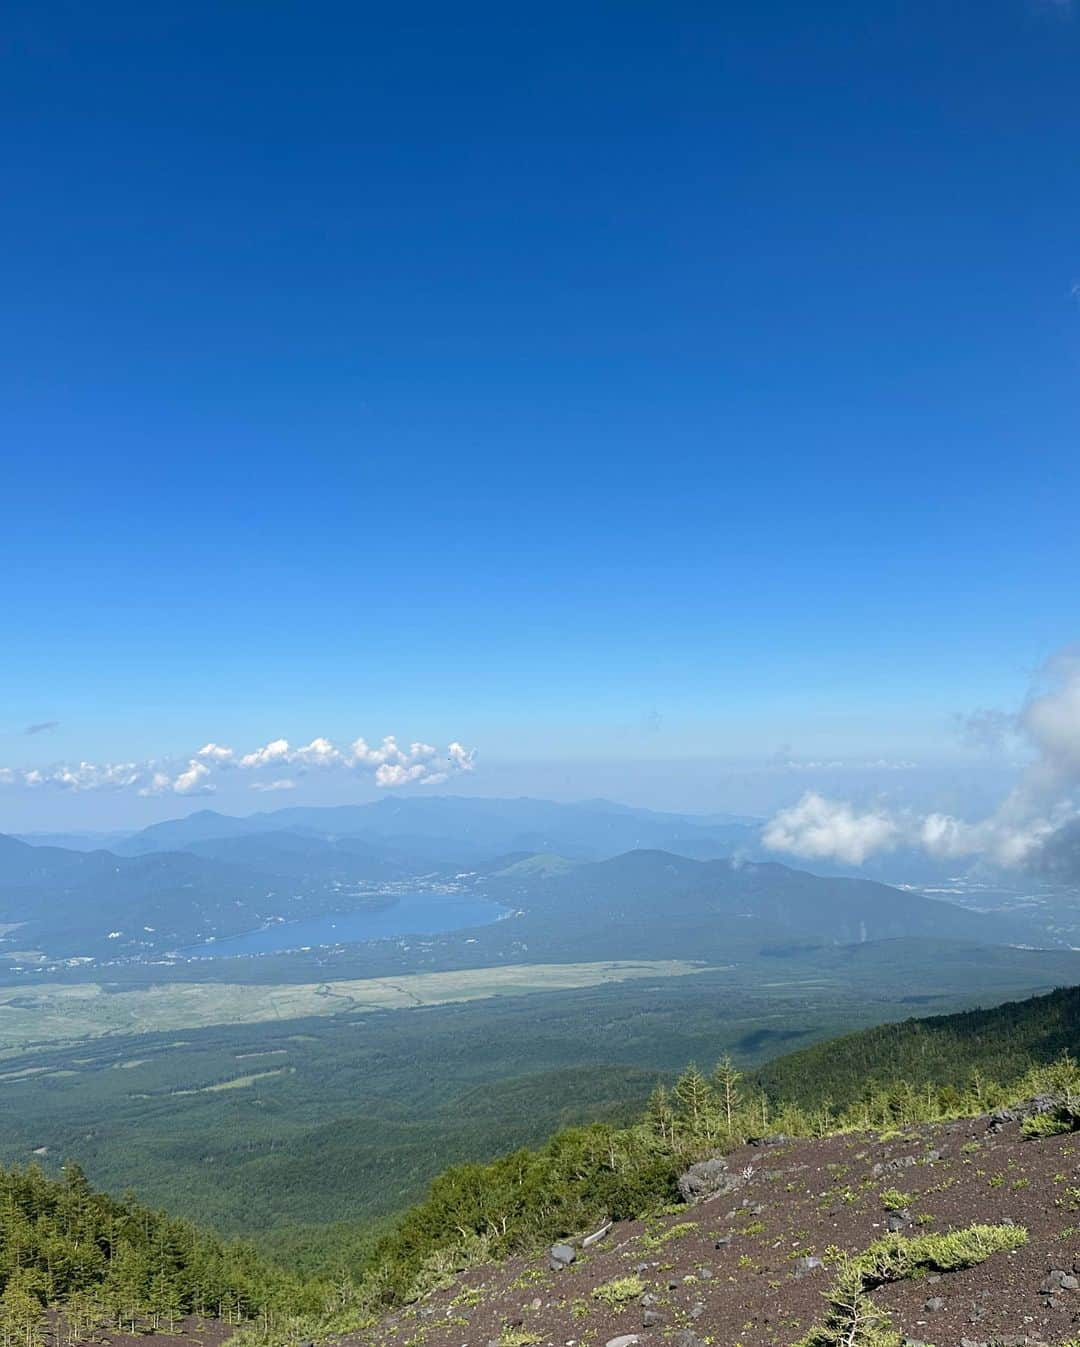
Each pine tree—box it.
[0,1272,44,1347]
[646,1085,676,1144]
[712,1054,743,1135]
[673,1065,714,1139]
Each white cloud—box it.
[447,741,476,772]
[762,792,901,865]
[20,761,143,793]
[197,743,235,762]
[763,646,1080,871]
[239,738,292,768]
[0,732,476,797]
[174,760,213,795]
[295,737,345,767]
[374,761,451,787]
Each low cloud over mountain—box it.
[764,647,1080,872]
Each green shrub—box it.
[591,1275,646,1309]
[797,1225,1026,1347]
[877,1188,910,1211]
[1022,1111,1072,1139]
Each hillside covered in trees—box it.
[753,983,1080,1108]
[4,983,1080,1347]
[0,1164,321,1346]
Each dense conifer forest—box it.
[0,1162,321,1347]
[4,983,1080,1346]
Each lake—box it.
[183,893,508,958]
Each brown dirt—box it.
[351,1115,1080,1347]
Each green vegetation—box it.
[7,949,1042,1253]
[755,984,1080,1108]
[877,1188,911,1211]
[1,1025,1074,1347]
[591,1275,647,1309]
[798,1225,1028,1347]
[0,952,1078,1296]
[355,1049,1079,1316]
[0,1161,321,1347]
[0,961,706,1053]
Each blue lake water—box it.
[183,893,507,958]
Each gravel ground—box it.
[353,1115,1080,1347]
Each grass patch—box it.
[592,1275,646,1310]
[640,1220,698,1248]
[798,1224,1027,1347]
[0,961,711,1052]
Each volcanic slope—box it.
[356,1113,1080,1347]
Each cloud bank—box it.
[0,734,476,797]
[763,648,1080,873]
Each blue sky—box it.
[2,1,1079,827]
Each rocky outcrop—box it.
[676,1156,745,1203]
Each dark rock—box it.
[987,1094,1059,1133]
[549,1242,576,1270]
[697,1266,713,1279]
[642,1309,663,1329]
[689,1302,705,1320]
[714,1236,732,1248]
[672,1333,707,1347]
[678,1156,742,1203]
[872,1156,917,1176]
[749,1133,791,1147]
[924,1297,946,1312]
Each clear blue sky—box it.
[2,1,1078,825]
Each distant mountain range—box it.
[0,795,1052,966]
[0,830,416,960]
[14,794,988,890]
[105,796,759,862]
[478,847,1038,956]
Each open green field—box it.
[0,959,712,1053]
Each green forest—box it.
[755,983,1080,1107]
[4,981,1080,1347]
[0,1163,318,1347]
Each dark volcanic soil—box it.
[355,1115,1080,1347]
